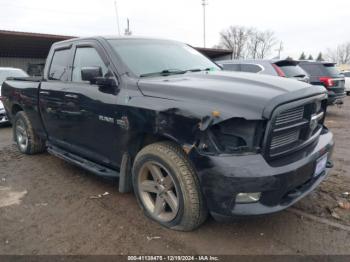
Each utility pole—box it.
[114,1,121,36]
[275,41,283,59]
[124,18,132,36]
[202,0,208,48]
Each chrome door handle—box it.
[65,94,78,99]
[40,91,50,95]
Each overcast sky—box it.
[0,0,349,58]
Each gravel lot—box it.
[0,97,349,255]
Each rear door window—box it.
[222,63,241,71]
[48,49,71,81]
[240,64,262,73]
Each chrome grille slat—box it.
[270,130,300,149]
[275,106,304,126]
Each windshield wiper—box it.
[184,68,212,73]
[140,68,214,78]
[140,69,186,78]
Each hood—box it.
[137,71,324,120]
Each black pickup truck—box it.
[1,37,334,231]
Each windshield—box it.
[0,69,28,85]
[107,39,220,77]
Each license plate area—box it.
[314,153,328,177]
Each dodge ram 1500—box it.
[1,37,334,231]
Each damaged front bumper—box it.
[189,130,334,221]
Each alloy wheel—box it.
[137,161,179,222]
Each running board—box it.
[47,145,119,178]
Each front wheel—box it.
[132,142,207,231]
[13,111,45,154]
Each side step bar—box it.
[47,144,119,178]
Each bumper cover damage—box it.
[189,130,334,220]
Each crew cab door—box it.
[39,46,74,146]
[58,42,122,168]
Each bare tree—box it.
[256,30,277,59]
[218,26,252,59]
[247,29,261,59]
[326,42,350,64]
[217,26,278,59]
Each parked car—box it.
[218,59,310,83]
[0,67,28,125]
[1,37,334,231]
[342,71,350,95]
[298,61,345,105]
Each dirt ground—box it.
[0,98,350,255]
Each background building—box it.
[0,30,232,76]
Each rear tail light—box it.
[272,64,286,77]
[319,77,334,88]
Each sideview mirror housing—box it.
[81,67,102,83]
[95,77,118,88]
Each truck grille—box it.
[267,99,326,158]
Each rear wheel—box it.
[13,111,45,154]
[132,141,207,231]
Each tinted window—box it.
[108,39,220,76]
[0,69,28,85]
[72,47,108,82]
[323,64,341,77]
[300,63,341,77]
[222,63,240,71]
[241,64,262,73]
[48,49,71,81]
[344,72,350,77]
[299,64,325,76]
[278,65,307,77]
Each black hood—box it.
[137,71,326,120]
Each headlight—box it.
[198,118,265,155]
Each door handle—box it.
[40,91,50,95]
[65,94,78,99]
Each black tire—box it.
[132,141,208,231]
[13,111,45,154]
[347,91,350,96]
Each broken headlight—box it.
[198,118,265,155]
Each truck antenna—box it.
[114,0,121,36]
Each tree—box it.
[326,42,350,64]
[218,26,252,59]
[256,30,277,59]
[299,52,306,60]
[217,26,278,59]
[316,52,324,61]
[307,55,314,60]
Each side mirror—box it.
[95,77,118,88]
[81,67,102,83]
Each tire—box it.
[132,141,208,231]
[13,111,45,154]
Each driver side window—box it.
[72,47,108,82]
